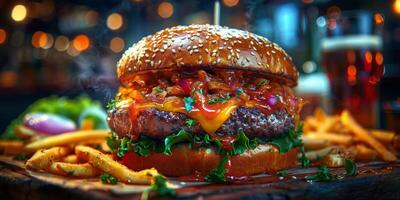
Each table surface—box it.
[1,159,400,200]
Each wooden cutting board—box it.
[1,156,400,200]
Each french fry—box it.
[305,132,353,145]
[370,129,395,144]
[48,162,100,178]
[26,147,70,170]
[302,135,331,150]
[305,146,339,161]
[323,154,345,167]
[317,116,340,133]
[314,107,327,122]
[75,145,159,184]
[24,130,109,152]
[355,144,378,161]
[304,117,319,132]
[0,141,24,156]
[62,155,78,163]
[341,110,397,162]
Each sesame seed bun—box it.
[117,24,298,87]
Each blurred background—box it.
[0,0,399,132]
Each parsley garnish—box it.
[141,176,176,200]
[277,170,288,177]
[164,129,193,155]
[257,79,267,86]
[154,87,164,93]
[191,88,203,95]
[13,153,27,161]
[134,137,158,157]
[100,173,118,185]
[345,159,357,176]
[299,146,311,168]
[306,166,338,182]
[183,97,195,112]
[106,93,122,111]
[106,132,117,151]
[236,88,244,96]
[117,137,131,158]
[208,94,231,104]
[229,129,254,155]
[185,119,196,127]
[205,154,229,183]
[270,124,303,154]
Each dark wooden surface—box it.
[1,160,400,200]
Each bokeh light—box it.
[107,13,123,31]
[32,31,48,48]
[109,37,125,53]
[374,13,384,25]
[72,34,90,51]
[375,52,384,65]
[54,36,70,51]
[0,71,17,88]
[365,51,373,64]
[86,10,99,27]
[158,2,174,19]
[67,45,80,57]
[42,33,54,49]
[223,0,239,7]
[11,4,27,22]
[0,29,6,44]
[394,0,400,15]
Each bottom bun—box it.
[119,144,299,177]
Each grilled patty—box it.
[108,106,294,141]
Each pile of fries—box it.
[303,108,400,167]
[0,129,159,185]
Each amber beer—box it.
[322,35,384,128]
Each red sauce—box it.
[220,136,235,151]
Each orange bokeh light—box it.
[72,34,90,51]
[0,29,6,44]
[347,50,356,64]
[375,52,384,65]
[109,37,125,53]
[347,65,357,83]
[0,71,17,88]
[158,2,174,18]
[107,13,123,31]
[32,31,48,48]
[364,51,372,63]
[223,0,239,7]
[374,13,384,25]
[394,0,400,15]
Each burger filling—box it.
[107,69,306,180]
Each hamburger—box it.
[107,24,305,182]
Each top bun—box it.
[117,24,298,87]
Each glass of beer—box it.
[320,11,384,128]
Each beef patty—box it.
[108,105,294,141]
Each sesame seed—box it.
[271,50,276,54]
[246,57,250,62]
[172,49,176,53]
[250,51,255,56]
[205,49,209,53]
[235,49,240,53]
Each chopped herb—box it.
[154,87,164,93]
[106,134,116,151]
[270,124,303,154]
[117,137,131,158]
[205,154,229,183]
[185,119,196,127]
[133,137,159,157]
[306,166,338,182]
[141,176,176,200]
[236,88,244,96]
[257,79,267,86]
[201,134,222,150]
[345,159,357,176]
[299,146,311,168]
[164,129,193,155]
[208,94,231,104]
[277,170,288,177]
[183,97,195,112]
[191,88,203,95]
[100,173,118,185]
[230,129,253,155]
[13,153,27,161]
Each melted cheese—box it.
[136,97,239,135]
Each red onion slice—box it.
[23,112,77,135]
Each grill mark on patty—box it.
[108,106,294,141]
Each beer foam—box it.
[321,35,382,51]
